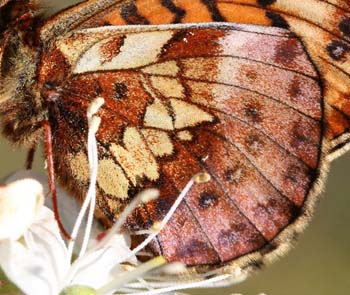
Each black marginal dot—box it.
[114,82,128,100]
[249,259,264,270]
[260,242,277,255]
[257,0,277,7]
[339,17,350,38]
[326,40,350,61]
[266,11,289,29]
[198,192,219,209]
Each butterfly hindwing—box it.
[39,23,323,268]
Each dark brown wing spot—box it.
[288,77,302,100]
[248,259,264,270]
[290,121,308,149]
[266,11,289,29]
[244,103,262,123]
[218,223,264,249]
[240,65,258,82]
[274,38,300,67]
[155,198,171,219]
[284,164,301,184]
[339,17,350,38]
[260,242,278,255]
[198,192,219,209]
[326,40,350,61]
[113,82,128,100]
[218,223,248,247]
[175,239,214,260]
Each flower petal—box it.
[25,207,70,290]
[0,179,44,241]
[68,234,136,289]
[5,171,104,252]
[0,240,58,295]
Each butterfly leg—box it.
[43,120,71,240]
[25,146,36,170]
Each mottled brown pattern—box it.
[0,0,344,278]
[35,24,323,266]
[50,0,350,154]
[158,28,225,60]
[40,25,323,267]
[186,128,300,240]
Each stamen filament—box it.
[122,274,231,295]
[67,97,104,260]
[93,189,159,251]
[125,174,198,261]
[97,257,166,295]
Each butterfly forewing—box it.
[38,24,323,266]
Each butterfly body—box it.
[0,0,348,278]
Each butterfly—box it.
[0,0,349,280]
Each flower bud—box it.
[60,285,97,295]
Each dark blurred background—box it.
[1,1,349,294]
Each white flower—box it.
[0,204,139,295]
[0,179,44,241]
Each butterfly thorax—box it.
[0,0,45,146]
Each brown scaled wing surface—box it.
[43,0,349,157]
[38,24,323,267]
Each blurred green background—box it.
[1,1,350,294]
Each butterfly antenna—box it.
[25,146,36,170]
[43,120,71,240]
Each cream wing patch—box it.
[150,76,185,98]
[68,151,89,183]
[74,31,174,73]
[110,127,159,186]
[98,159,129,199]
[170,99,214,129]
[141,129,174,157]
[142,61,179,76]
[144,99,174,130]
[177,130,193,141]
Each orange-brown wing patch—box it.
[40,24,323,265]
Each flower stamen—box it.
[68,97,105,259]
